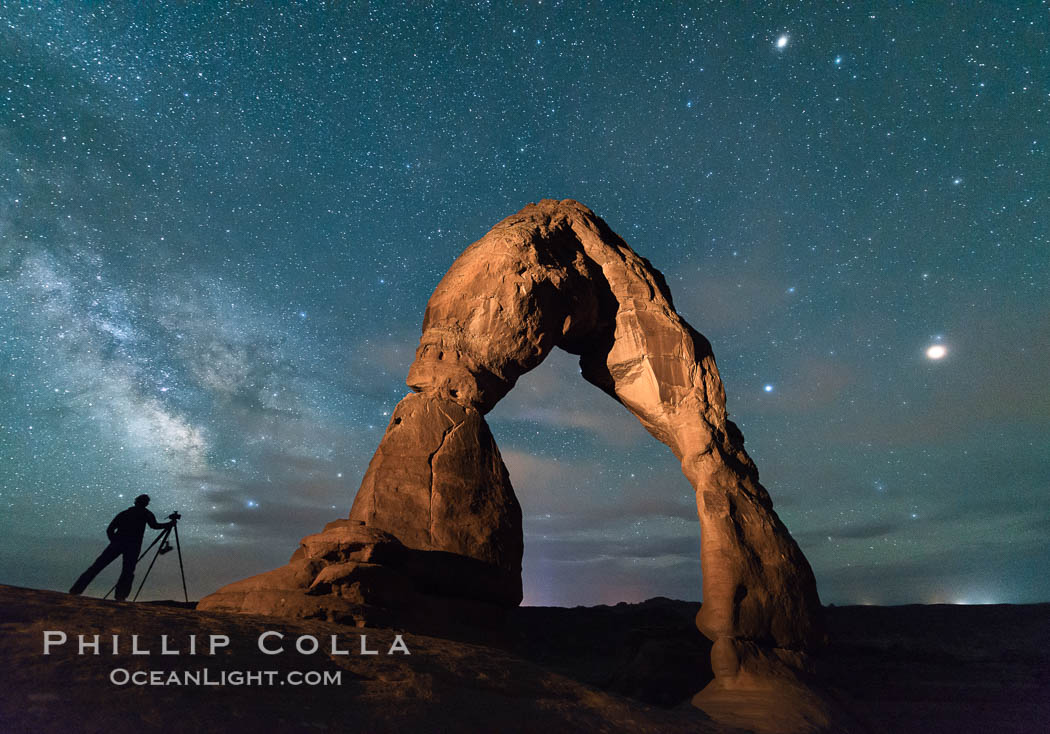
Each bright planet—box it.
[926,344,948,360]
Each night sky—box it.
[2,3,1048,607]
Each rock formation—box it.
[200,199,827,728]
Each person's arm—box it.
[146,510,172,530]
[107,512,121,541]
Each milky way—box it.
[1,4,1047,605]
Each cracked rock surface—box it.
[348,393,522,604]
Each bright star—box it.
[926,344,948,360]
[776,34,789,49]
[764,384,774,393]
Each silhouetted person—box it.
[69,494,173,600]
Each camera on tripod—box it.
[158,511,182,555]
[105,510,189,603]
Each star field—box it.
[1,3,1048,605]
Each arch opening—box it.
[485,347,700,608]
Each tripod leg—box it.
[131,526,171,602]
[104,529,168,600]
[173,522,189,603]
[136,530,167,562]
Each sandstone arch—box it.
[349,198,823,647]
[200,200,826,722]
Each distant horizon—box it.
[4,580,1050,611]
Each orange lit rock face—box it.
[349,392,523,606]
[201,199,824,711]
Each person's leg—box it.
[114,544,140,601]
[69,543,122,595]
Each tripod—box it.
[103,516,189,603]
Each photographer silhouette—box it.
[69,494,174,601]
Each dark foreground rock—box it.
[0,585,724,734]
[2,585,1048,733]
[819,603,1050,733]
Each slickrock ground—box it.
[0,585,724,734]
[2,585,1048,733]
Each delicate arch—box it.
[348,199,823,653]
[202,200,825,719]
